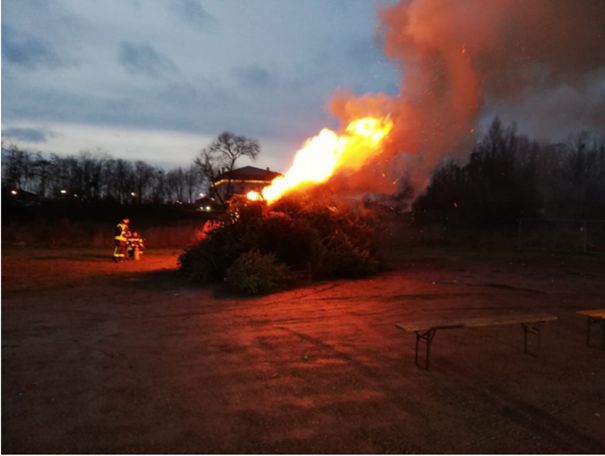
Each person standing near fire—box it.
[113,217,130,262]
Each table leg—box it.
[415,329,437,369]
[587,317,605,350]
[522,322,542,356]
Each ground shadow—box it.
[120,268,193,291]
[31,253,113,261]
[71,253,114,261]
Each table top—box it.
[577,309,605,319]
[396,314,558,333]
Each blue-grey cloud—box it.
[2,25,64,70]
[232,65,276,89]
[117,42,179,79]
[2,127,52,142]
[1,0,401,168]
[169,0,217,30]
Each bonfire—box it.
[179,116,394,294]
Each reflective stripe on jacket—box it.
[115,222,129,241]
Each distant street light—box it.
[11,190,18,195]
[130,192,136,197]
[199,192,205,197]
[60,189,67,194]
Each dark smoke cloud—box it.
[329,0,605,200]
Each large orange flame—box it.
[248,116,393,204]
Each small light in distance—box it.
[60,189,67,194]
[130,192,136,197]
[11,189,18,195]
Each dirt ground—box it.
[2,247,605,453]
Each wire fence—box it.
[517,218,605,253]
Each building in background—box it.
[210,166,281,203]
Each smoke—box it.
[329,0,605,203]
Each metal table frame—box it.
[585,316,605,350]
[414,328,437,370]
[397,315,558,370]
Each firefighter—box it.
[113,217,130,262]
[127,231,145,260]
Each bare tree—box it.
[133,160,155,204]
[185,164,201,203]
[114,159,134,204]
[193,132,260,204]
[1,141,33,191]
[151,169,167,204]
[32,152,51,198]
[166,167,186,203]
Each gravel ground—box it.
[2,248,604,453]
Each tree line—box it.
[2,131,264,206]
[3,120,604,224]
[414,118,605,227]
[1,144,208,205]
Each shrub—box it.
[225,249,289,295]
[257,212,317,268]
[272,198,381,279]
[178,219,259,282]
[178,196,382,290]
[311,228,379,278]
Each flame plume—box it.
[248,117,392,204]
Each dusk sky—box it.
[3,0,604,173]
[2,0,398,170]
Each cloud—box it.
[0,121,212,167]
[1,25,65,70]
[117,42,179,79]
[1,0,399,171]
[0,120,305,171]
[232,65,276,89]
[169,0,217,30]
[2,127,53,142]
